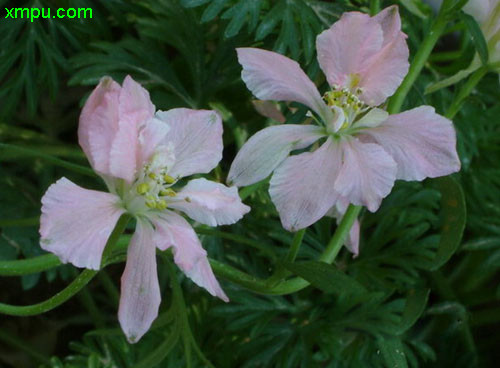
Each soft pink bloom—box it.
[40,76,250,343]
[228,6,460,254]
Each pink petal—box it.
[137,117,171,168]
[316,7,409,106]
[169,178,250,227]
[118,219,160,343]
[316,12,383,90]
[78,77,121,177]
[269,138,341,231]
[155,109,223,178]
[373,5,402,46]
[119,75,155,127]
[39,178,124,270]
[334,139,397,212]
[151,212,228,301]
[236,48,331,122]
[361,106,461,181]
[109,76,156,182]
[227,124,325,186]
[358,22,409,104]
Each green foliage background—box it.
[0,0,499,367]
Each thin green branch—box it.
[0,143,95,177]
[387,4,450,114]
[445,67,489,119]
[0,215,130,316]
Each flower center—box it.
[129,144,178,212]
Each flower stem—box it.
[445,66,488,119]
[0,143,96,177]
[387,7,450,114]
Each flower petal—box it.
[316,12,383,89]
[316,7,409,106]
[169,178,250,227]
[236,48,331,121]
[361,106,461,181]
[334,138,397,212]
[353,108,389,129]
[118,219,160,343]
[78,77,121,176]
[269,138,341,231]
[109,76,156,182]
[155,109,223,178]
[151,212,228,301]
[39,178,124,270]
[227,124,325,186]
[137,117,171,168]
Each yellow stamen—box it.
[160,188,176,197]
[156,199,167,210]
[163,174,176,184]
[136,183,150,195]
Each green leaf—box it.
[430,176,467,270]
[399,0,432,19]
[460,11,489,66]
[283,260,366,295]
[396,288,430,334]
[377,337,409,368]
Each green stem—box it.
[101,215,131,267]
[0,216,39,227]
[387,6,450,114]
[0,143,95,177]
[445,67,488,119]
[0,328,50,365]
[0,215,130,316]
[0,254,60,276]
[0,269,97,316]
[369,0,380,16]
[266,228,306,286]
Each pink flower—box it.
[228,6,460,253]
[39,76,250,343]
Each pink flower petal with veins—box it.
[236,48,332,122]
[118,219,160,343]
[40,177,124,270]
[152,212,228,301]
[227,124,325,187]
[334,138,397,212]
[361,106,461,181]
[155,108,223,178]
[169,178,250,227]
[316,6,409,105]
[269,138,341,231]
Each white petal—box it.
[39,178,124,270]
[151,212,228,301]
[334,138,397,212]
[361,106,461,181]
[156,109,223,178]
[227,124,325,186]
[269,138,341,231]
[169,178,250,227]
[118,219,160,343]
